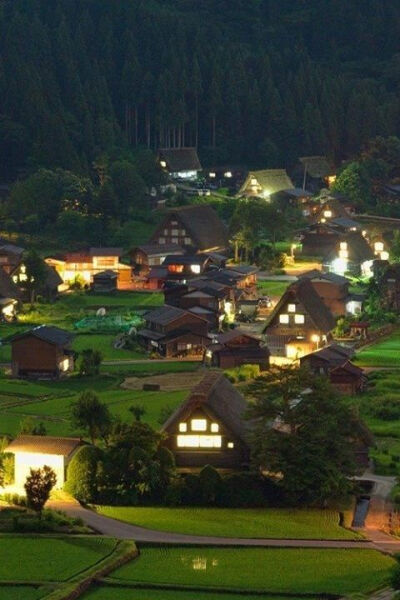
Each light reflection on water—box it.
[180,556,219,571]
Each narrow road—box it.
[49,500,389,549]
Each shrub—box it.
[391,562,400,589]
[371,396,400,420]
[199,465,222,504]
[64,445,102,503]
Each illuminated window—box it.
[279,314,289,324]
[339,249,348,259]
[340,242,347,250]
[374,241,384,252]
[227,442,234,449]
[295,314,305,324]
[191,264,201,274]
[172,229,179,236]
[211,423,219,433]
[191,419,207,431]
[177,435,222,448]
[184,237,192,245]
[179,423,187,432]
[224,171,232,178]
[159,237,165,244]
[250,178,258,186]
[160,160,167,168]
[209,172,216,178]
[323,210,332,218]
[168,264,184,273]
[288,304,296,312]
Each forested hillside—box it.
[1,0,400,180]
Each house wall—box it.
[14,452,65,489]
[164,333,209,358]
[163,407,249,470]
[152,216,194,248]
[12,337,61,376]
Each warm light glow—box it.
[177,435,222,448]
[279,314,289,324]
[311,334,320,343]
[340,242,347,250]
[227,442,234,449]
[323,210,332,218]
[374,241,384,252]
[60,358,70,372]
[288,304,296,312]
[286,344,302,359]
[160,160,167,168]
[211,423,219,433]
[321,218,326,223]
[2,303,15,318]
[381,251,389,261]
[224,171,232,178]
[339,249,348,259]
[327,175,337,186]
[191,264,201,274]
[331,257,348,275]
[294,314,305,324]
[362,230,367,237]
[209,172,216,178]
[179,423,187,432]
[250,178,258,185]
[361,260,374,278]
[191,419,207,431]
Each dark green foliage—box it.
[64,445,102,504]
[19,416,47,436]
[79,349,103,377]
[370,396,400,421]
[70,390,111,445]
[24,465,57,518]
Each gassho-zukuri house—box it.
[161,372,250,471]
[5,436,86,490]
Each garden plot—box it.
[121,371,205,392]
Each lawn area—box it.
[100,362,200,376]
[0,536,116,582]
[355,330,400,367]
[0,587,46,600]
[72,333,145,360]
[95,507,359,540]
[112,547,394,595]
[83,586,308,600]
[257,280,289,297]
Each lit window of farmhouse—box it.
[227,442,234,449]
[340,241,347,250]
[295,314,305,324]
[179,423,187,432]
[177,435,222,448]
[191,419,207,431]
[279,314,289,324]
[324,210,332,218]
[288,304,296,312]
[375,241,384,252]
[191,264,201,274]
[211,423,219,433]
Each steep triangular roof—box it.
[299,156,333,178]
[264,279,336,333]
[159,148,202,172]
[162,372,249,444]
[239,169,294,195]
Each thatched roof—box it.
[159,148,202,172]
[324,231,374,263]
[239,169,294,196]
[264,279,336,334]
[162,372,250,444]
[6,435,85,457]
[299,156,333,178]
[298,269,349,286]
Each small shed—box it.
[92,269,118,292]
[5,435,86,489]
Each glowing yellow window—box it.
[160,160,167,168]
[339,249,348,259]
[191,419,207,431]
[323,210,332,218]
[288,304,296,312]
[227,442,234,449]
[177,435,221,448]
[279,314,289,324]
[295,314,305,324]
[250,178,258,185]
[179,423,187,432]
[340,242,347,250]
[211,423,219,433]
[375,242,384,252]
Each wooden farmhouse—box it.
[300,344,365,395]
[137,305,210,358]
[238,169,294,200]
[205,329,270,370]
[271,188,315,218]
[299,155,335,190]
[298,270,363,316]
[323,231,375,277]
[263,279,336,359]
[299,223,340,258]
[11,325,75,379]
[131,243,184,276]
[0,242,25,275]
[158,147,202,180]
[0,267,21,321]
[46,248,132,290]
[6,436,86,490]
[161,372,250,470]
[150,205,229,253]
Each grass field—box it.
[83,586,308,600]
[111,547,394,595]
[355,330,400,367]
[0,536,116,582]
[0,587,45,600]
[72,333,145,360]
[257,280,289,297]
[96,507,359,540]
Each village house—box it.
[0,267,21,321]
[205,329,270,370]
[137,305,210,358]
[46,248,132,290]
[298,270,363,316]
[300,344,365,395]
[299,156,336,191]
[323,231,375,277]
[270,188,316,218]
[314,198,360,232]
[238,169,294,200]
[299,223,340,258]
[378,262,400,311]
[0,242,25,275]
[92,270,118,293]
[161,371,250,470]
[150,205,229,254]
[263,279,336,359]
[158,147,202,180]
[131,243,184,277]
[11,325,75,379]
[5,436,86,490]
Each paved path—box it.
[47,500,381,549]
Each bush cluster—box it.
[224,364,260,383]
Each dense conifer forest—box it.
[1,0,400,180]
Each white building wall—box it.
[14,452,65,490]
